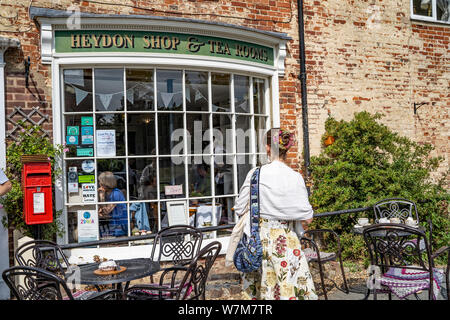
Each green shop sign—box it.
[55,30,274,66]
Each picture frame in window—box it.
[166,200,188,226]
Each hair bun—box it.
[277,129,294,151]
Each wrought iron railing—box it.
[60,206,372,250]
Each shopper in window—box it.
[233,128,318,300]
[0,168,12,196]
[98,171,127,237]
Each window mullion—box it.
[154,68,161,231]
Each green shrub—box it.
[0,123,65,240]
[309,112,449,261]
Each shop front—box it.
[32,7,290,261]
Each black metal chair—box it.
[363,223,449,300]
[125,241,221,300]
[373,198,426,252]
[148,225,203,281]
[300,230,349,299]
[373,198,419,223]
[15,240,70,279]
[2,266,119,300]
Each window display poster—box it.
[167,201,188,226]
[81,183,96,203]
[68,167,79,193]
[81,126,94,145]
[81,116,94,126]
[66,135,79,145]
[81,160,95,173]
[76,147,94,157]
[67,126,79,136]
[96,130,116,157]
[77,210,99,243]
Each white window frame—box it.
[60,65,271,244]
[410,0,450,24]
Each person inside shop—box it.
[98,171,127,237]
[0,168,12,196]
[233,128,318,300]
[192,162,209,196]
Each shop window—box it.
[411,0,450,23]
[62,68,269,244]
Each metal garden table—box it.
[77,258,160,300]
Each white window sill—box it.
[411,17,450,26]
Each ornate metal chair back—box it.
[363,223,435,299]
[176,241,222,300]
[150,225,203,266]
[2,266,74,300]
[15,240,70,279]
[373,198,419,223]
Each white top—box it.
[234,160,314,221]
[0,169,8,184]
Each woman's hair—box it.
[265,128,295,159]
[98,171,117,189]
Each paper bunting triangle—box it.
[74,86,89,106]
[126,88,134,105]
[160,92,174,108]
[98,93,114,110]
[185,87,191,103]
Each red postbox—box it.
[22,161,53,225]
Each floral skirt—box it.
[242,218,318,300]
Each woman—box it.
[98,171,128,237]
[233,128,318,300]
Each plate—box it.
[93,266,127,276]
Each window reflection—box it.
[186,113,210,155]
[213,114,233,154]
[158,113,184,155]
[157,70,183,111]
[159,156,185,199]
[255,116,267,153]
[412,0,433,17]
[127,114,155,155]
[211,73,231,112]
[253,78,266,114]
[235,115,251,153]
[234,75,250,113]
[95,69,124,112]
[126,69,154,111]
[186,71,209,111]
[237,154,253,190]
[128,157,157,201]
[188,157,211,197]
[214,156,234,196]
[64,69,93,112]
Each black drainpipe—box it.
[297,0,311,194]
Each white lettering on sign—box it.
[82,183,96,203]
[165,185,183,195]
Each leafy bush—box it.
[309,112,449,261]
[0,123,65,240]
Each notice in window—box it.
[167,201,188,226]
[77,210,99,243]
[81,183,96,203]
[96,130,116,157]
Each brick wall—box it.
[0,0,448,178]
